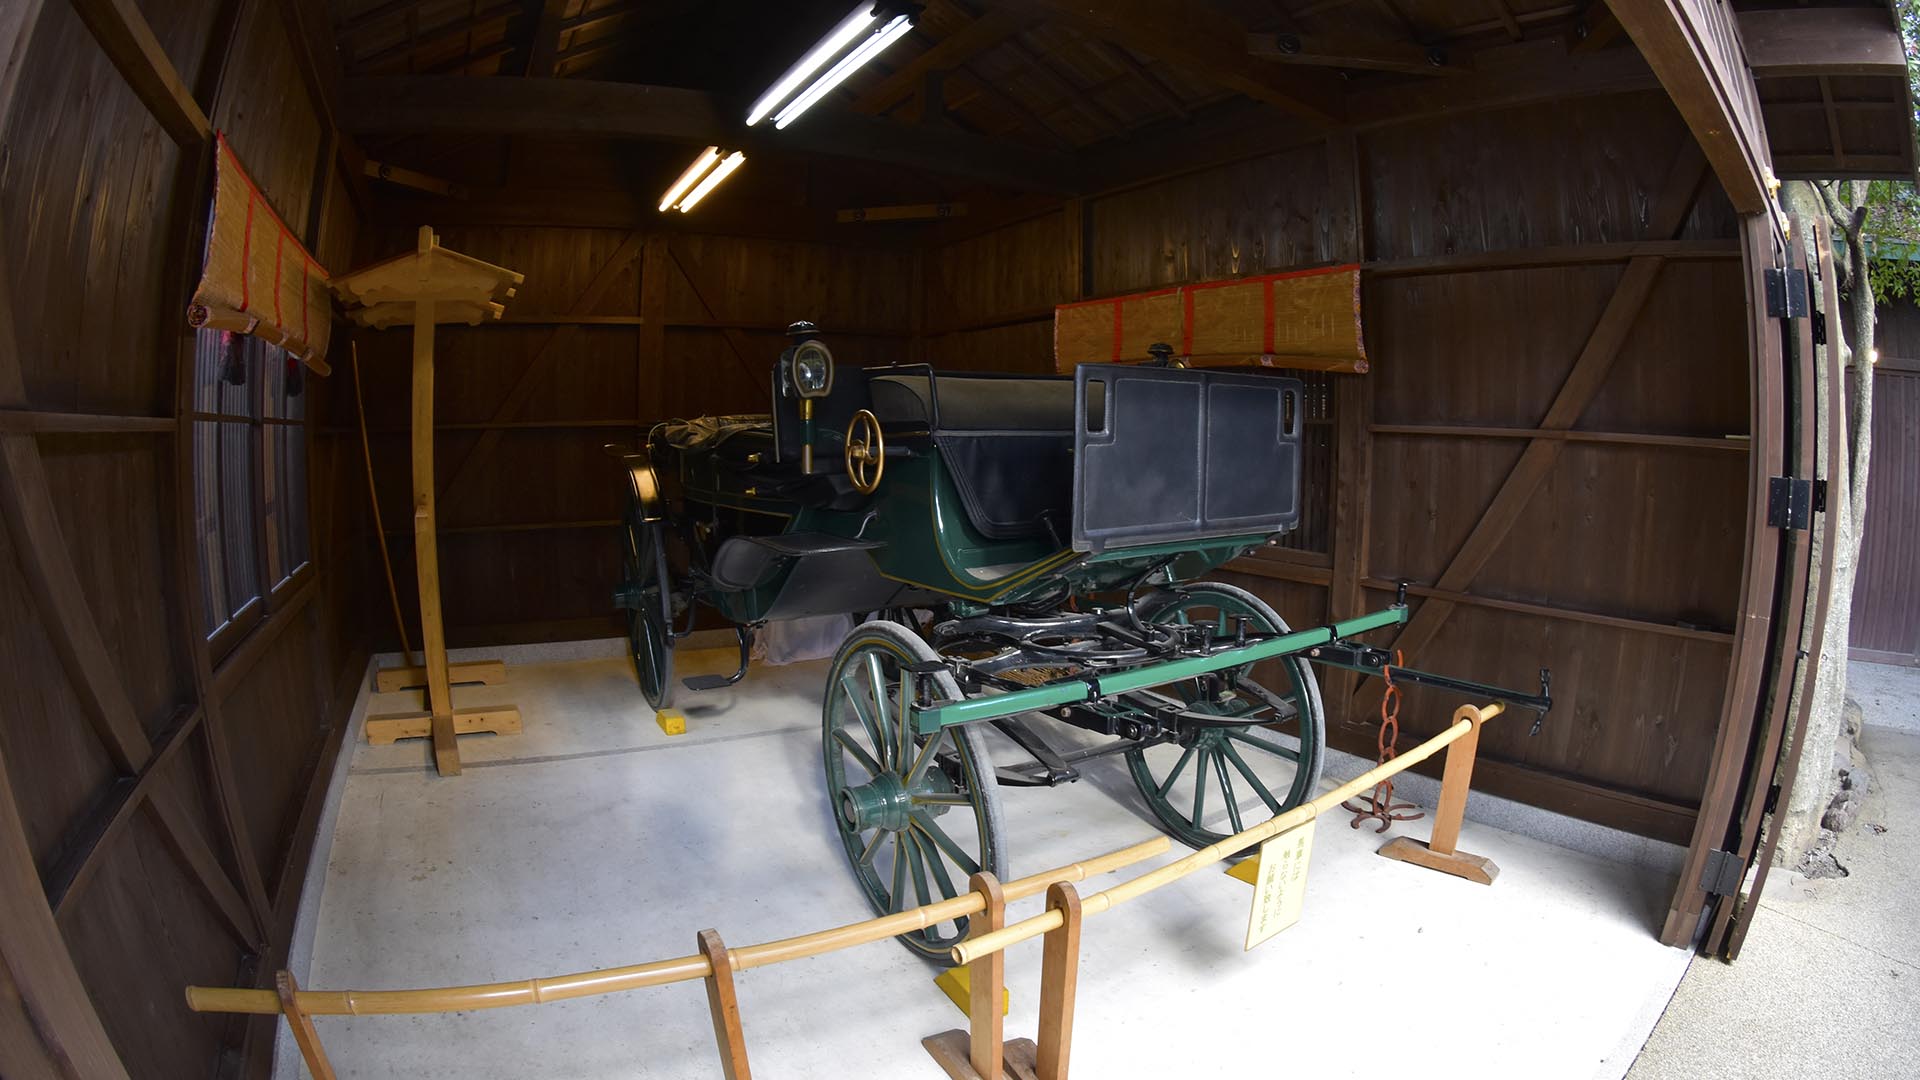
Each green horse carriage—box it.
[612,322,1548,958]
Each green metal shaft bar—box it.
[913,605,1407,734]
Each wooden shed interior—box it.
[0,0,1912,1076]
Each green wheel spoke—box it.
[910,792,972,807]
[1191,749,1211,826]
[1227,728,1298,762]
[1156,743,1199,799]
[832,728,885,779]
[1214,749,1244,835]
[863,654,893,766]
[910,814,980,877]
[839,673,884,760]
[897,669,915,770]
[858,826,889,866]
[913,830,962,901]
[906,834,933,911]
[1219,739,1283,815]
[902,730,944,787]
[889,834,907,913]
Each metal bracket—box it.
[1764,267,1810,318]
[1700,848,1744,897]
[1767,476,1813,530]
[1811,478,1828,514]
[1811,309,1827,345]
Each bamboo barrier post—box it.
[696,930,751,1080]
[1035,882,1082,1080]
[968,872,1006,1079]
[275,971,338,1080]
[1377,702,1506,885]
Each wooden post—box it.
[697,929,751,1080]
[409,284,460,777]
[275,971,338,1080]
[1035,882,1082,1080]
[924,870,1040,1080]
[968,871,1006,1079]
[1377,702,1504,884]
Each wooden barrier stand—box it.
[186,704,1508,1078]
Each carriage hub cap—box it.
[840,775,912,833]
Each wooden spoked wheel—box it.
[822,620,1005,958]
[1124,582,1325,852]
[619,518,675,710]
[844,408,884,494]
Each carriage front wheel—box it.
[619,519,675,710]
[822,620,1006,959]
[1124,582,1326,852]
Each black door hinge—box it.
[1767,476,1812,530]
[1811,478,1828,513]
[1764,267,1810,318]
[1701,848,1744,897]
[1811,309,1827,345]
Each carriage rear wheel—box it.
[1124,582,1325,852]
[822,620,1006,959]
[620,520,675,710]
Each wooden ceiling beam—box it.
[340,75,1086,191]
[1247,31,1456,76]
[525,0,568,77]
[850,6,1036,114]
[1086,40,1190,121]
[1008,0,1343,126]
[1606,0,1774,214]
[67,0,211,146]
[349,2,525,70]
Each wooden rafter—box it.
[1247,31,1456,76]
[437,231,647,513]
[1349,139,1709,721]
[1605,0,1773,214]
[850,6,1035,115]
[525,0,568,77]
[1010,0,1343,126]
[1085,40,1189,121]
[350,2,525,71]
[67,0,211,146]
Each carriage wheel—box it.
[620,520,675,710]
[1124,582,1325,852]
[822,620,1006,959]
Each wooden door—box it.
[1848,356,1920,665]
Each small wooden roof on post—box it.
[332,225,523,325]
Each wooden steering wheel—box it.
[845,409,885,494]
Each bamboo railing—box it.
[187,702,1511,1080]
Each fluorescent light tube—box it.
[658,146,720,212]
[746,3,878,126]
[676,151,745,212]
[773,13,913,130]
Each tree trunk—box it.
[1773,181,1876,868]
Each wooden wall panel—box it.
[1090,141,1334,293]
[1364,90,1736,260]
[210,0,322,230]
[0,2,183,416]
[0,523,121,870]
[927,210,1070,331]
[922,321,1056,373]
[219,608,325,895]
[39,434,192,736]
[59,805,243,1080]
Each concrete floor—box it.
[281,642,1694,1080]
[1847,661,1920,734]
[1626,721,1920,1080]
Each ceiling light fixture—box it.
[745,3,878,126]
[772,12,913,130]
[658,146,722,211]
[675,151,746,213]
[746,3,919,131]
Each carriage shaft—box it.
[912,605,1408,735]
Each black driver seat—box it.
[869,372,1102,544]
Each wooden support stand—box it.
[275,971,337,1080]
[925,871,1041,1080]
[697,929,752,1080]
[374,658,508,693]
[336,228,525,777]
[1378,702,1504,884]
